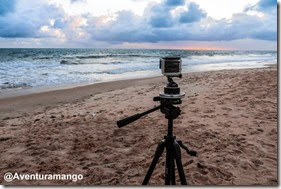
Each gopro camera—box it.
[159,56,182,77]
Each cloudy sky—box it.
[0,0,277,50]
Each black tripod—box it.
[117,97,197,185]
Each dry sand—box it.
[0,66,277,185]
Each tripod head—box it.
[160,76,185,102]
[116,77,183,128]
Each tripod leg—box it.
[165,138,174,185]
[142,140,165,185]
[171,153,176,185]
[173,141,187,185]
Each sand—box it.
[0,66,277,185]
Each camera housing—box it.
[159,56,182,77]
[159,56,185,101]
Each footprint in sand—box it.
[250,158,263,167]
[201,114,216,118]
[221,107,232,111]
[193,172,209,182]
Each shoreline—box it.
[0,63,276,100]
[0,66,276,121]
[0,74,161,100]
[0,75,164,120]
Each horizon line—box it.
[0,47,277,51]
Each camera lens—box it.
[164,61,180,73]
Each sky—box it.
[0,0,277,50]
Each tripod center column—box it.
[168,118,173,137]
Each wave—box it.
[60,60,128,65]
[68,66,153,75]
[75,54,160,59]
[76,55,112,59]
[184,54,276,65]
[0,82,31,90]
[35,56,53,60]
[95,67,153,75]
[100,61,126,65]
[60,60,82,65]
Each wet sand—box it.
[0,66,277,185]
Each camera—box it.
[159,56,182,77]
[159,56,185,101]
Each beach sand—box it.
[0,66,277,185]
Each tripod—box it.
[117,97,197,185]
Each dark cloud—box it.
[0,17,36,38]
[245,0,276,12]
[0,1,65,38]
[179,2,206,23]
[0,0,16,16]
[257,0,276,9]
[147,0,205,28]
[149,15,174,28]
[147,2,174,28]
[165,0,185,6]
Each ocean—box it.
[0,48,277,91]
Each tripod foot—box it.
[189,150,197,157]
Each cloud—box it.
[165,0,185,6]
[257,0,276,10]
[149,15,174,28]
[200,14,276,41]
[179,2,206,23]
[70,0,86,3]
[54,19,69,29]
[0,0,16,16]
[245,0,276,12]
[0,0,66,38]
[147,1,175,28]
[147,0,205,28]
[0,0,277,47]
[87,0,276,43]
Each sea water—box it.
[0,48,277,90]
